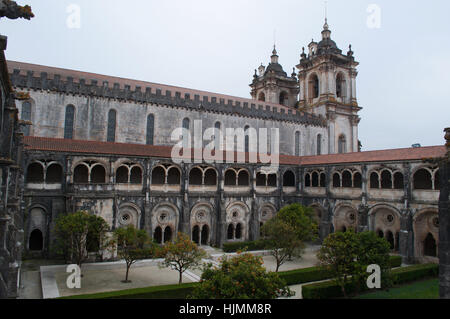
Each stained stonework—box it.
[439,128,450,299]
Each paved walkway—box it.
[18,244,321,299]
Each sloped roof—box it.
[23,136,446,166]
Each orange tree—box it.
[160,232,206,284]
[189,252,293,299]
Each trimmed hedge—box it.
[58,282,199,299]
[278,266,332,285]
[302,263,439,299]
[222,240,267,253]
[389,255,402,268]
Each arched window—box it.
[237,170,250,186]
[320,173,326,187]
[164,227,173,243]
[295,131,300,156]
[424,233,437,257]
[336,73,346,98]
[235,223,242,239]
[167,167,181,185]
[192,226,200,244]
[386,231,395,250]
[258,92,265,102]
[333,173,341,188]
[154,227,162,244]
[305,173,311,187]
[309,74,319,99]
[130,167,142,184]
[21,101,32,136]
[256,173,266,187]
[414,169,432,190]
[381,170,392,189]
[146,114,155,145]
[283,171,295,187]
[338,135,346,154]
[311,172,319,187]
[91,165,106,184]
[64,105,75,139]
[189,167,203,186]
[394,172,404,190]
[204,169,217,186]
[26,163,44,183]
[116,166,129,184]
[46,164,63,184]
[370,172,380,189]
[342,171,352,188]
[244,125,250,153]
[107,109,117,142]
[74,165,89,183]
[317,134,322,155]
[151,166,165,185]
[225,170,236,186]
[201,225,209,245]
[227,224,234,240]
[267,174,277,187]
[353,172,362,189]
[279,91,288,106]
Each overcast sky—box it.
[1,0,449,151]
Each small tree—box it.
[261,218,303,272]
[190,252,293,299]
[160,232,206,284]
[317,230,392,298]
[317,230,359,298]
[276,204,318,243]
[53,211,109,269]
[114,225,153,283]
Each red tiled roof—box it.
[24,136,446,166]
[7,60,299,115]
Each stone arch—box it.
[259,203,277,225]
[28,206,47,251]
[368,204,402,251]
[369,171,380,189]
[26,162,44,183]
[29,229,43,251]
[336,72,346,98]
[189,167,203,185]
[413,167,433,190]
[226,202,250,241]
[333,204,358,233]
[45,163,63,184]
[258,92,266,102]
[342,170,352,188]
[117,203,141,229]
[167,166,181,185]
[283,170,295,187]
[224,168,237,186]
[151,202,179,243]
[204,168,217,186]
[380,169,393,189]
[309,73,320,99]
[190,202,214,246]
[151,165,166,185]
[413,208,439,260]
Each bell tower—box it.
[296,19,362,154]
[250,46,299,107]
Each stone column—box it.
[439,128,450,299]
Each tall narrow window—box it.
[64,105,75,139]
[107,109,117,142]
[309,74,319,99]
[244,125,250,153]
[338,135,346,154]
[214,122,221,151]
[317,134,322,155]
[336,73,346,98]
[146,114,155,145]
[295,131,300,156]
[182,118,190,149]
[21,101,32,136]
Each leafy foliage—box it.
[261,204,318,272]
[160,232,206,284]
[113,225,153,283]
[317,230,392,297]
[189,252,293,299]
[53,211,109,268]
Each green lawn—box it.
[356,278,439,299]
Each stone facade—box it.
[439,128,450,298]
[0,35,24,298]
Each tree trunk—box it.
[125,264,130,282]
[179,270,183,284]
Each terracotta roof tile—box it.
[24,136,446,166]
